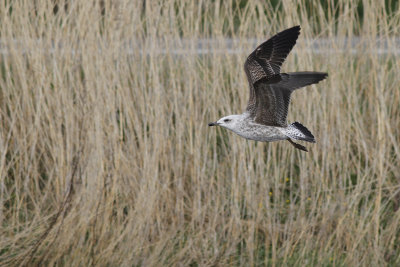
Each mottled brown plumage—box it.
[209,26,328,152]
[245,26,301,114]
[244,26,327,128]
[252,72,327,127]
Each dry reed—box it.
[0,0,399,266]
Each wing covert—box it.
[245,26,301,114]
[252,72,328,127]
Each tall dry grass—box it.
[0,0,399,266]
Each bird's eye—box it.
[224,119,231,122]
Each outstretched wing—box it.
[253,72,328,127]
[244,26,301,113]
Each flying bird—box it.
[208,26,327,152]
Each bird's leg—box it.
[287,139,308,152]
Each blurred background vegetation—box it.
[0,0,399,266]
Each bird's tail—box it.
[284,122,315,143]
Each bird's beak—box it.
[208,122,218,126]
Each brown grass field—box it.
[0,0,400,266]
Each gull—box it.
[208,26,327,152]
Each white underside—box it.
[231,122,288,142]
[218,113,302,142]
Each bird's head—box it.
[208,115,242,131]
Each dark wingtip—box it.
[288,25,301,34]
[293,25,301,30]
[315,72,328,84]
[282,25,301,37]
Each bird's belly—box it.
[236,125,287,142]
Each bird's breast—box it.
[233,124,287,142]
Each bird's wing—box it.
[244,26,301,114]
[253,72,328,127]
